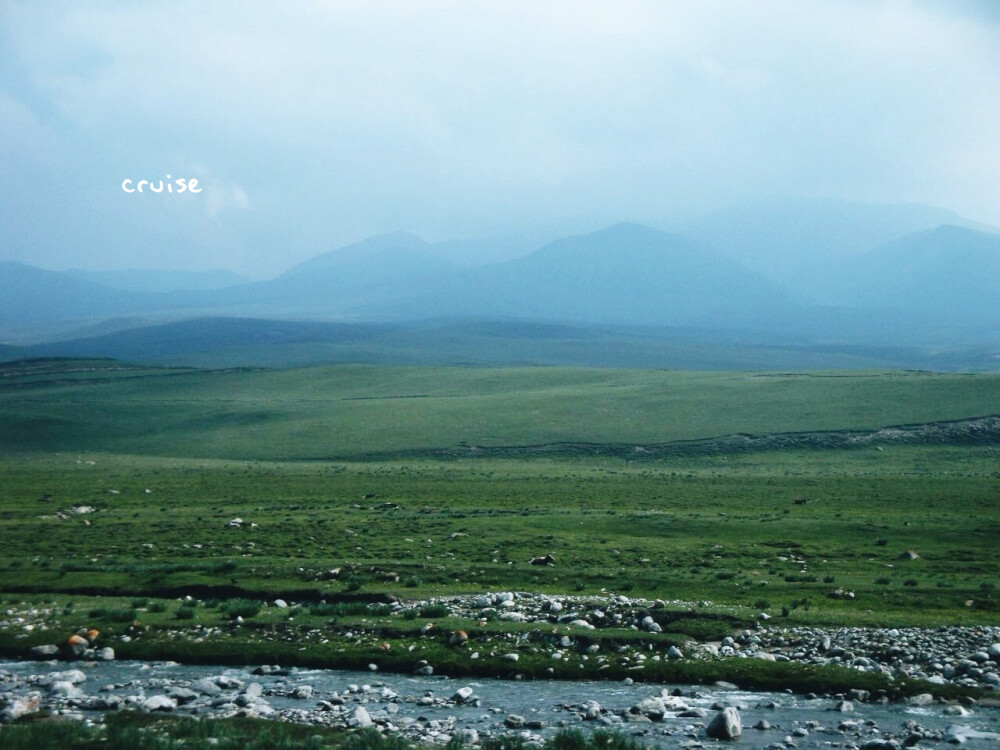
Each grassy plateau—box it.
[0,357,998,705]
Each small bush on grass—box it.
[418,603,450,618]
[88,607,137,623]
[221,598,261,619]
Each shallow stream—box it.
[3,659,999,748]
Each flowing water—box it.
[3,659,999,748]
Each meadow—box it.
[0,357,997,694]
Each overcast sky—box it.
[1,0,998,277]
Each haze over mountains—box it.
[2,199,999,370]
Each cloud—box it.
[0,0,998,274]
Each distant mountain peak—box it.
[281,231,433,277]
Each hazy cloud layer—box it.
[1,0,998,276]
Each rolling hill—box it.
[1,358,998,459]
[7,315,999,372]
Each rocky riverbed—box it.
[6,592,1000,692]
[2,658,1000,748]
[405,592,1000,693]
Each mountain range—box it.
[2,199,998,368]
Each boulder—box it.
[40,669,87,685]
[143,695,178,712]
[680,707,709,718]
[632,696,667,721]
[0,693,41,723]
[350,706,374,728]
[28,644,60,659]
[61,635,89,659]
[454,729,479,745]
[243,682,263,698]
[48,680,85,699]
[706,707,742,740]
[166,687,199,704]
[192,678,223,696]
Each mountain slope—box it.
[683,198,996,297]
[0,262,145,324]
[64,268,250,292]
[202,232,466,317]
[832,224,1000,329]
[473,222,804,326]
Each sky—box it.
[1,0,998,278]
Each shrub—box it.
[175,607,196,620]
[148,601,167,613]
[88,607,137,623]
[221,598,261,619]
[418,603,450,618]
[404,575,422,588]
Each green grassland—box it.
[0,358,998,688]
[0,446,997,623]
[1,359,998,459]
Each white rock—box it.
[706,707,742,740]
[0,693,41,723]
[143,695,178,712]
[351,706,374,728]
[48,680,85,699]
